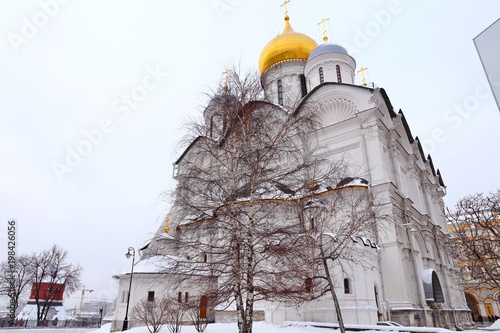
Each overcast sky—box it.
[1,1,499,309]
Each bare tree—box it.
[132,298,169,333]
[287,183,382,333]
[447,190,500,292]
[0,254,34,319]
[166,68,353,333]
[165,299,185,333]
[30,245,82,326]
[186,299,211,333]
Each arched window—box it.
[277,79,283,106]
[319,67,324,83]
[336,65,342,83]
[344,278,350,294]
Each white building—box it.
[113,12,471,331]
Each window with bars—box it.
[319,67,324,83]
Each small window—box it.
[178,292,182,302]
[203,253,208,263]
[148,291,155,302]
[299,74,307,97]
[319,67,324,83]
[122,291,128,303]
[277,79,283,106]
[305,278,313,293]
[185,292,189,303]
[310,217,315,230]
[336,65,342,83]
[344,278,350,294]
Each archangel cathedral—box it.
[112,9,472,331]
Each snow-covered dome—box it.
[307,43,349,61]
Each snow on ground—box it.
[489,320,500,331]
[1,321,499,333]
[92,321,499,333]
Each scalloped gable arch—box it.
[317,98,358,124]
[295,83,378,126]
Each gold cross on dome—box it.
[357,67,368,86]
[317,17,330,43]
[281,0,290,16]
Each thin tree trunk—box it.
[245,237,254,333]
[320,245,345,333]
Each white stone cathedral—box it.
[112,12,472,330]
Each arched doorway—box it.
[422,269,444,302]
[199,295,208,319]
[465,292,480,322]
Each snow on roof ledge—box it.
[336,177,369,188]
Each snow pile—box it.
[336,177,369,188]
[133,255,180,273]
[130,255,212,277]
[16,303,67,321]
[489,319,500,329]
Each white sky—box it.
[1,1,499,309]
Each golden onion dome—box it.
[258,15,318,74]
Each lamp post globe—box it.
[122,247,135,331]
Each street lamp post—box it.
[122,247,135,331]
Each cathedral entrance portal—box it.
[465,293,479,322]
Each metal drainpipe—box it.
[403,201,429,326]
